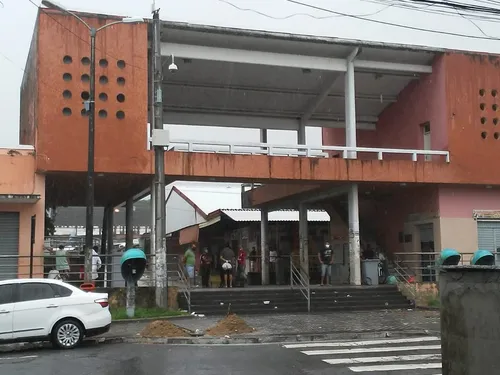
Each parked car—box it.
[0,278,111,349]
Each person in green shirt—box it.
[51,245,70,280]
[183,243,197,286]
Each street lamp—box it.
[41,0,144,283]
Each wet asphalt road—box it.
[0,342,337,375]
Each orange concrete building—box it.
[12,6,500,283]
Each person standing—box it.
[51,245,70,281]
[91,246,103,283]
[318,241,333,286]
[220,243,235,288]
[199,247,212,288]
[237,247,246,286]
[183,242,197,286]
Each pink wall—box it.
[322,56,448,160]
[439,185,500,218]
[0,149,45,277]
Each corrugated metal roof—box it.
[220,209,329,222]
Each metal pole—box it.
[152,9,167,308]
[84,29,97,283]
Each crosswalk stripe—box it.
[324,354,441,365]
[302,344,441,356]
[349,363,442,372]
[283,336,440,349]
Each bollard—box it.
[440,265,500,374]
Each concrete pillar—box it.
[100,206,108,256]
[348,185,361,285]
[125,198,134,249]
[260,129,267,143]
[260,208,269,285]
[345,48,359,159]
[298,121,306,145]
[299,203,309,281]
[440,266,500,375]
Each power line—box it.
[285,0,500,40]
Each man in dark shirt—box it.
[220,244,235,288]
[318,241,333,286]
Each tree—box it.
[45,212,55,236]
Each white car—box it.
[0,278,111,349]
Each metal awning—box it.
[0,194,41,204]
[157,21,440,132]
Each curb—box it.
[416,306,440,311]
[111,315,192,324]
[92,328,437,346]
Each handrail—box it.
[166,256,191,314]
[155,136,450,162]
[290,256,311,312]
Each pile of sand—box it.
[205,314,255,336]
[140,320,189,338]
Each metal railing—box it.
[166,255,191,313]
[289,255,311,312]
[161,138,450,162]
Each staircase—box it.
[178,285,413,315]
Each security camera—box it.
[168,54,178,73]
[168,62,178,73]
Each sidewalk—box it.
[106,308,440,340]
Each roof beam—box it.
[162,43,432,74]
[162,111,376,130]
[301,74,342,124]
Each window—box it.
[50,284,73,298]
[0,285,13,305]
[19,283,55,302]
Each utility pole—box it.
[152,7,167,308]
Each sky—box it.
[2,0,500,148]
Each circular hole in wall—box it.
[62,73,72,82]
[81,74,90,83]
[81,57,90,65]
[494,104,498,111]
[99,75,109,84]
[62,107,72,116]
[81,108,89,117]
[494,118,499,126]
[495,132,500,140]
[62,55,72,64]
[116,93,125,103]
[99,92,108,101]
[116,110,125,119]
[99,59,108,68]
[117,60,126,69]
[81,91,90,100]
[480,89,486,96]
[481,131,488,139]
[480,103,486,110]
[98,109,108,118]
[117,77,126,86]
[493,90,498,97]
[62,90,72,99]
[481,117,487,124]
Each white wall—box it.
[166,190,206,234]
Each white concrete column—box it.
[260,208,269,285]
[298,203,309,281]
[348,184,361,285]
[345,48,359,159]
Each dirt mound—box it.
[140,320,189,338]
[206,314,255,336]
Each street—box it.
[0,336,442,375]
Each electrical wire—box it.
[285,0,500,40]
[217,0,395,19]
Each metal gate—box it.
[0,212,20,280]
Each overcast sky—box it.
[1,1,500,148]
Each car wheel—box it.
[51,319,84,349]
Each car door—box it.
[0,284,15,340]
[12,282,58,339]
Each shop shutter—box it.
[0,212,20,280]
[477,221,500,252]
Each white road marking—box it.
[349,363,442,372]
[0,355,38,361]
[302,344,441,356]
[324,354,441,365]
[283,336,440,349]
